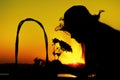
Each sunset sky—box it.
[0,0,120,64]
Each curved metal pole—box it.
[15,18,48,65]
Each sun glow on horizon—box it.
[59,39,85,65]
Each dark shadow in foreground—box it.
[0,60,95,80]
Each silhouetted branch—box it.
[52,38,72,52]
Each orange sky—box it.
[0,0,120,64]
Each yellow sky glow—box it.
[0,0,120,64]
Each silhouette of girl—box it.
[55,5,120,80]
